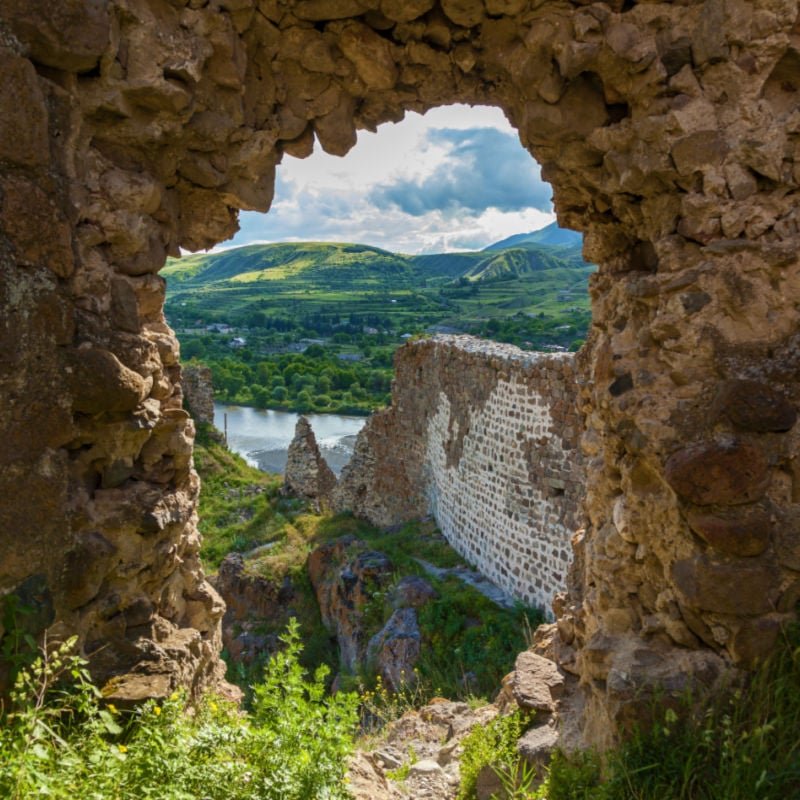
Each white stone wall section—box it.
[425,379,573,613]
[335,336,584,614]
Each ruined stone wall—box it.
[335,336,583,611]
[2,0,800,748]
[181,364,215,426]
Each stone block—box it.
[0,52,49,168]
[511,651,565,712]
[718,380,797,433]
[5,0,110,72]
[664,440,770,506]
[672,554,779,615]
[67,347,149,414]
[686,507,771,557]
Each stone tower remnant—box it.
[284,416,337,509]
[181,364,215,426]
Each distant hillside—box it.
[483,222,582,251]
[409,250,486,280]
[461,244,585,284]
[163,233,594,340]
[163,242,416,290]
[165,235,587,293]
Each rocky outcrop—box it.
[308,537,395,673]
[2,0,800,749]
[211,553,292,665]
[335,336,583,612]
[283,416,337,509]
[308,538,434,684]
[181,364,215,426]
[366,607,422,691]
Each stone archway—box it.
[2,0,799,746]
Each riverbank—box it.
[213,403,366,476]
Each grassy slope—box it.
[193,428,540,700]
[163,242,416,288]
[194,427,286,568]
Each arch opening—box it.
[2,0,800,751]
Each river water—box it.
[213,403,366,476]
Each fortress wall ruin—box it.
[335,335,584,612]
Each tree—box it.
[182,338,205,359]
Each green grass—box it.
[457,710,533,800]
[194,425,286,569]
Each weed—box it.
[457,710,533,800]
[538,621,800,800]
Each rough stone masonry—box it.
[1,0,800,748]
[334,335,584,614]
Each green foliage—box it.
[416,581,541,700]
[197,349,391,415]
[0,622,358,800]
[457,710,532,800]
[542,750,603,800]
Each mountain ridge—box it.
[163,224,586,289]
[482,221,583,251]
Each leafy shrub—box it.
[0,620,358,800]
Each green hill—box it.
[163,233,594,352]
[409,250,487,281]
[163,242,416,289]
[461,244,585,283]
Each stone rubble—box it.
[349,642,569,800]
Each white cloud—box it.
[218,104,555,255]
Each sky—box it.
[224,105,556,255]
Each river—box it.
[213,403,366,476]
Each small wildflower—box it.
[108,704,118,714]
[153,706,162,716]
[118,744,128,754]
[210,702,219,713]
[169,692,180,702]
